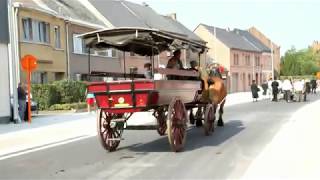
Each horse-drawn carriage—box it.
[81,27,227,152]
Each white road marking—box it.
[0,134,96,161]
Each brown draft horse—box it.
[199,66,227,127]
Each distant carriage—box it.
[82,28,227,152]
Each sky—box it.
[128,0,320,55]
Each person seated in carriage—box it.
[166,49,184,80]
[143,63,152,79]
[187,60,200,81]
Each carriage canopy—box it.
[79,27,207,56]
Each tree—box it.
[280,47,320,76]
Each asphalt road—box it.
[1,95,319,179]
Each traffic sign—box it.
[21,55,37,72]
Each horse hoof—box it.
[217,120,224,127]
[196,120,203,127]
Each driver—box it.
[166,49,184,80]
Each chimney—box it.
[167,13,177,20]
[142,2,149,7]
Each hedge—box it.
[31,84,60,110]
[32,80,87,110]
[280,75,316,80]
[52,80,86,104]
[49,102,87,111]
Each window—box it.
[233,53,239,65]
[73,33,87,54]
[95,49,115,57]
[55,72,64,81]
[31,72,48,84]
[54,26,61,48]
[22,18,49,43]
[73,34,116,57]
[245,55,250,65]
[255,56,260,66]
[22,18,32,41]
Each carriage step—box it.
[106,138,125,141]
[111,119,127,122]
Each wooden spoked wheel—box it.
[97,109,125,152]
[204,104,214,136]
[167,97,188,152]
[154,108,167,136]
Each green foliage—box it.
[52,80,86,104]
[31,84,60,110]
[32,80,87,110]
[281,48,320,76]
[49,102,87,111]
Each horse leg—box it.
[196,105,203,127]
[217,99,226,127]
[213,103,217,129]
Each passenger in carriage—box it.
[188,60,200,80]
[166,49,184,80]
[143,63,152,79]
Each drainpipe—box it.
[65,21,70,79]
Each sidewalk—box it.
[242,97,320,179]
[0,91,267,159]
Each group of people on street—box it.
[251,77,320,102]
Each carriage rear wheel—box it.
[167,97,188,152]
[204,104,215,136]
[154,108,167,136]
[97,109,124,152]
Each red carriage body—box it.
[87,80,158,113]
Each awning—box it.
[79,27,207,56]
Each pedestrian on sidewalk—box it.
[310,79,317,94]
[282,78,293,102]
[267,78,273,100]
[86,91,95,113]
[251,80,259,102]
[293,79,304,102]
[261,80,268,96]
[271,77,279,102]
[17,83,26,123]
[304,79,311,101]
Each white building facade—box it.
[0,0,11,123]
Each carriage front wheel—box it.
[97,109,124,152]
[167,97,188,152]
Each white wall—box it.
[0,43,10,120]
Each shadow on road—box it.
[127,120,245,153]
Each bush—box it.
[53,80,86,104]
[32,80,87,110]
[49,102,87,111]
[32,84,60,110]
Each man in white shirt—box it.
[293,79,304,102]
[282,79,293,102]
